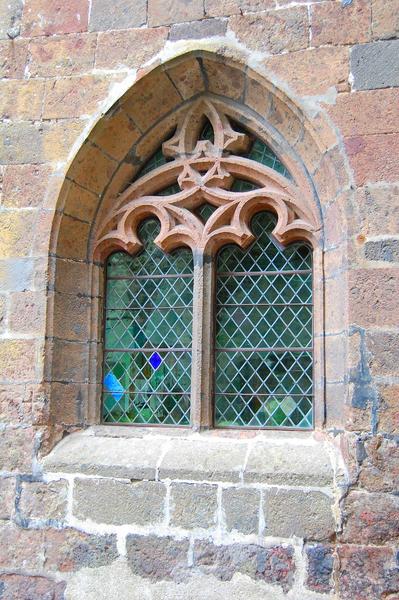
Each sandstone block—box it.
[351,40,399,90]
[202,58,245,100]
[337,545,399,600]
[265,47,349,96]
[166,57,205,99]
[305,544,334,593]
[148,0,203,26]
[0,340,37,384]
[49,381,88,425]
[205,0,274,17]
[0,80,44,120]
[90,108,141,162]
[42,431,162,480]
[229,8,309,54]
[43,76,116,120]
[263,489,335,541]
[56,214,91,260]
[9,290,46,335]
[96,27,168,71]
[349,269,399,327]
[0,477,16,519]
[0,522,44,570]
[68,143,118,195]
[367,330,399,377]
[244,441,333,486]
[0,39,28,78]
[19,480,68,522]
[52,292,90,342]
[2,164,52,209]
[0,574,66,600]
[170,18,227,41]
[0,0,23,40]
[89,0,146,31]
[328,89,399,136]
[358,436,399,493]
[59,181,99,223]
[193,541,295,592]
[126,534,189,581]
[222,487,260,534]
[341,490,399,544]
[378,384,399,435]
[159,438,246,482]
[355,184,399,236]
[73,478,166,526]
[170,482,217,529]
[311,0,371,46]
[0,258,37,292]
[28,34,96,77]
[372,0,399,40]
[49,338,89,383]
[22,0,89,37]
[345,133,399,185]
[52,258,91,296]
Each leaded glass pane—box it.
[215,212,313,429]
[103,219,193,425]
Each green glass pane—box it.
[231,179,260,192]
[103,218,193,426]
[215,211,313,429]
[195,203,217,222]
[200,119,214,143]
[245,138,291,180]
[157,183,181,196]
[139,147,168,177]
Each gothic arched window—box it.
[96,99,317,430]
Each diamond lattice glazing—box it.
[103,219,193,425]
[215,211,313,428]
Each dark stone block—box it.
[364,239,399,262]
[305,544,334,593]
[351,40,399,90]
[126,534,190,582]
[169,18,227,41]
[0,574,66,600]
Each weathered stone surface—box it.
[341,490,399,544]
[0,477,15,519]
[367,330,399,377]
[56,214,90,260]
[244,441,333,486]
[50,338,89,383]
[19,480,68,523]
[355,184,399,236]
[73,478,165,525]
[2,164,53,208]
[0,0,23,40]
[202,58,245,100]
[345,133,399,185]
[372,0,399,40]
[264,489,335,541]
[0,257,42,293]
[193,541,295,592]
[52,292,90,342]
[0,340,37,383]
[90,0,146,31]
[0,38,28,78]
[222,487,260,534]
[0,80,44,120]
[159,438,246,481]
[0,210,39,258]
[0,574,66,600]
[96,27,168,70]
[358,436,399,492]
[305,544,334,593]
[351,40,399,90]
[9,290,46,335]
[67,143,118,195]
[328,89,399,136]
[229,8,308,54]
[312,0,371,46]
[364,239,399,262]
[148,0,203,26]
[0,427,35,472]
[170,18,227,41]
[166,57,205,99]
[349,269,399,326]
[43,75,114,120]
[265,47,349,96]
[378,384,399,435]
[205,0,241,16]
[90,109,140,162]
[126,534,189,581]
[42,431,162,479]
[29,33,96,77]
[22,0,89,37]
[337,545,399,600]
[170,482,217,529]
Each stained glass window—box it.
[102,219,193,425]
[214,212,313,429]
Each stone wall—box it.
[0,0,398,599]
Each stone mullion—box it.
[190,251,215,430]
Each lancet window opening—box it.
[96,99,319,430]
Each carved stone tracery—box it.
[94,99,319,260]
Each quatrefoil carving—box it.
[94,99,318,260]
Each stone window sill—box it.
[42,426,334,487]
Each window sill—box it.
[42,426,334,487]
